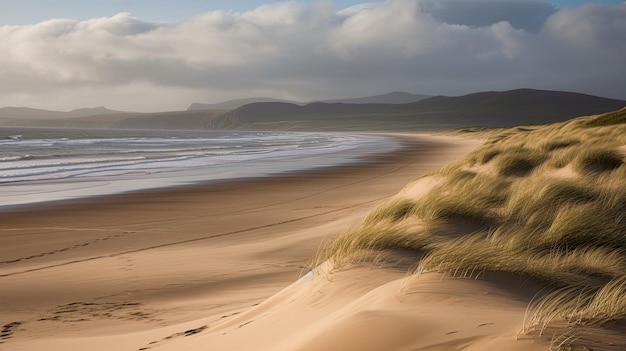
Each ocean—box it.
[0,127,399,208]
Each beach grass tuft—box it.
[493,147,546,176]
[539,138,580,151]
[585,107,626,127]
[363,199,418,225]
[573,148,624,173]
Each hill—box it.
[317,91,430,104]
[3,89,624,131]
[188,98,299,111]
[207,89,626,131]
[187,91,430,111]
[0,110,227,130]
[0,106,125,121]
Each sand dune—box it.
[190,262,547,351]
[0,135,481,351]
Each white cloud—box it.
[330,0,433,59]
[544,3,626,48]
[0,0,624,111]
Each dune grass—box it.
[504,178,596,230]
[492,147,546,176]
[539,138,580,152]
[316,220,435,268]
[363,199,418,225]
[573,148,624,173]
[316,107,626,350]
[585,107,626,127]
[411,172,508,226]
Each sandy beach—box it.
[0,134,484,351]
[2,1,625,349]
[2,123,625,351]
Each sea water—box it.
[0,127,399,208]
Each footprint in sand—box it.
[38,301,160,324]
[116,256,135,272]
[0,322,23,343]
[138,325,208,350]
[0,231,135,265]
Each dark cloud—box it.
[418,0,557,31]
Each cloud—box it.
[418,0,557,32]
[0,0,625,111]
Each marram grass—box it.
[492,147,546,176]
[584,107,626,127]
[573,148,624,173]
[538,138,580,152]
[317,107,626,350]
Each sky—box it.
[1,0,625,112]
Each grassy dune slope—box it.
[318,107,626,350]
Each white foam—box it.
[0,132,398,208]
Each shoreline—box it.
[0,133,428,214]
[0,133,480,351]
[0,131,399,211]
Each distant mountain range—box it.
[0,106,124,120]
[204,89,626,131]
[188,98,297,111]
[2,89,625,131]
[311,91,431,105]
[187,91,431,110]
